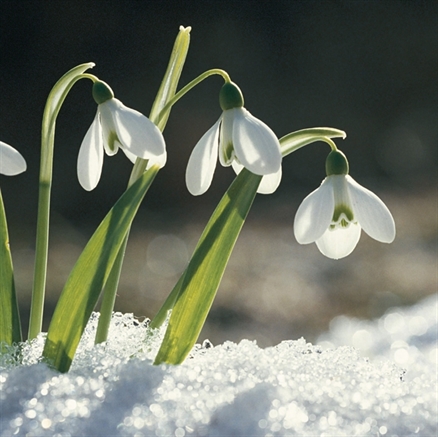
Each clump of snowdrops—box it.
[0,27,395,372]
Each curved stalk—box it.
[280,127,346,157]
[28,63,95,340]
[154,68,231,127]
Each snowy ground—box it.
[1,294,436,437]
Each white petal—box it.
[77,112,104,191]
[146,152,167,170]
[257,167,282,194]
[219,110,234,166]
[148,151,167,169]
[185,118,221,195]
[121,147,137,164]
[316,223,361,259]
[346,175,396,243]
[232,108,281,175]
[330,175,353,213]
[0,141,26,176]
[109,99,166,167]
[122,143,167,169]
[294,178,334,244]
[232,161,282,194]
[231,161,243,174]
[98,102,119,156]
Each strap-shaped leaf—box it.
[154,169,261,364]
[0,189,22,346]
[43,166,159,372]
[149,26,191,129]
[95,27,191,344]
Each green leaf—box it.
[0,189,22,346]
[95,28,191,343]
[149,273,183,330]
[42,166,159,372]
[149,26,191,129]
[154,169,261,364]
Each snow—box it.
[1,294,436,436]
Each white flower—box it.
[78,81,166,191]
[294,174,396,259]
[185,82,282,196]
[0,141,27,176]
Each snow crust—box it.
[1,294,436,436]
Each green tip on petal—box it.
[332,203,354,224]
[92,80,114,105]
[219,82,244,111]
[326,150,349,176]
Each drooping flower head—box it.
[185,81,282,195]
[78,80,166,191]
[294,149,395,259]
[0,141,27,176]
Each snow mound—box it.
[1,295,436,436]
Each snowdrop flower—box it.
[186,81,282,195]
[0,141,26,176]
[78,80,166,191]
[294,149,395,259]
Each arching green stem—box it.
[28,63,95,340]
[154,68,231,127]
[280,127,345,157]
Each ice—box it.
[1,295,436,436]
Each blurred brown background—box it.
[0,0,436,345]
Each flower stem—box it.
[28,64,95,339]
[154,68,231,127]
[279,127,346,158]
[28,180,51,340]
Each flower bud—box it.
[92,80,114,105]
[219,82,244,111]
[326,149,349,176]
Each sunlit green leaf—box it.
[149,26,191,129]
[154,169,261,364]
[43,166,159,372]
[149,274,183,330]
[0,189,22,346]
[96,28,191,343]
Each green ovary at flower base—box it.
[293,149,396,259]
[77,80,167,191]
[0,141,27,176]
[185,81,282,196]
